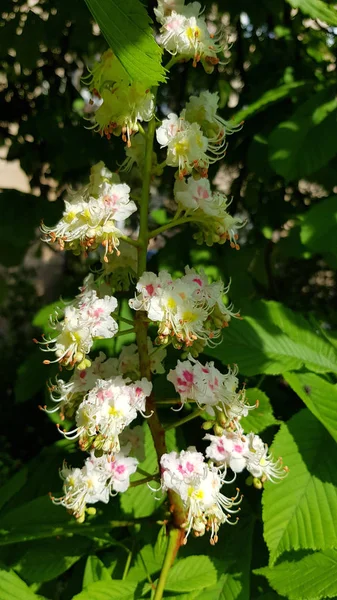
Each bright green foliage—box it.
[241,389,280,433]
[73,580,138,599]
[0,567,41,600]
[262,410,337,565]
[164,556,218,592]
[83,556,112,587]
[206,301,337,375]
[287,0,337,25]
[84,0,165,86]
[285,371,337,442]
[256,549,337,599]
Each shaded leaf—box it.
[233,82,306,124]
[269,90,337,181]
[13,537,92,583]
[83,555,112,587]
[300,195,337,257]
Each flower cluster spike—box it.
[35,0,288,543]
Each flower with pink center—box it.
[205,431,248,473]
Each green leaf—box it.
[269,90,337,181]
[205,301,337,376]
[83,555,112,587]
[126,527,166,582]
[0,468,28,513]
[256,549,337,600]
[233,82,306,124]
[84,0,165,87]
[120,425,175,518]
[15,350,56,403]
[241,389,280,434]
[73,580,137,600]
[13,537,92,583]
[120,422,158,518]
[284,371,337,443]
[165,556,218,592]
[287,0,337,26]
[300,195,337,257]
[0,190,60,266]
[192,514,255,600]
[33,300,66,335]
[0,496,120,546]
[262,409,337,564]
[0,567,40,599]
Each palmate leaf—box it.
[285,371,337,443]
[0,567,41,600]
[256,549,337,600]
[287,0,337,26]
[268,89,337,181]
[84,0,165,87]
[164,556,218,592]
[241,389,280,434]
[300,195,337,257]
[262,409,337,565]
[73,580,137,600]
[233,81,306,124]
[205,300,337,376]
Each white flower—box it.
[174,177,245,248]
[160,448,241,542]
[46,352,119,419]
[157,115,213,178]
[184,91,242,144]
[245,433,287,483]
[41,162,137,261]
[87,451,138,493]
[154,0,186,23]
[129,267,238,354]
[205,431,248,473]
[52,459,108,521]
[167,356,252,420]
[60,376,152,453]
[39,287,118,370]
[157,2,225,73]
[52,449,138,520]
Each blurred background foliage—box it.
[0,0,337,598]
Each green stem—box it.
[119,234,142,248]
[148,216,201,239]
[153,528,184,600]
[115,328,135,337]
[164,408,204,431]
[164,56,178,71]
[122,547,133,580]
[118,316,134,326]
[133,94,186,596]
[130,475,159,488]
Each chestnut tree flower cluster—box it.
[36,0,287,580]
